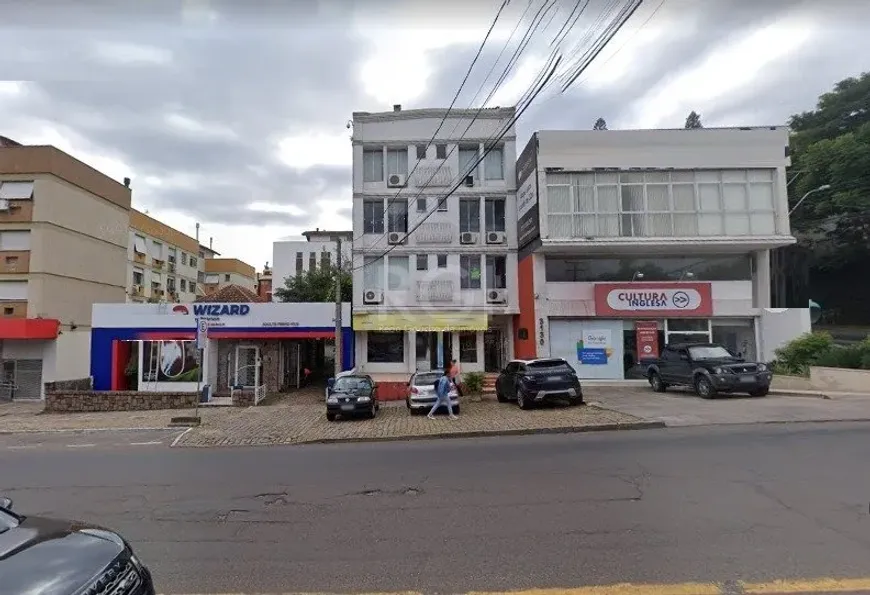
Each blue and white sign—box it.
[196,318,209,349]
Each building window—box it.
[483,147,504,180]
[190,256,198,268]
[387,255,409,290]
[132,269,144,286]
[363,199,385,235]
[436,144,447,159]
[460,254,482,289]
[459,197,480,233]
[181,252,188,265]
[363,149,384,182]
[295,251,304,273]
[387,200,409,234]
[386,148,408,178]
[417,197,427,213]
[437,254,448,268]
[321,251,331,269]
[309,253,317,271]
[167,277,176,293]
[546,169,777,239]
[150,241,163,260]
[544,255,754,282]
[459,332,478,363]
[485,197,506,232]
[486,255,507,289]
[416,254,428,271]
[180,279,187,292]
[3,307,13,316]
[224,274,230,282]
[367,331,405,363]
[133,235,146,254]
[363,256,385,290]
[459,146,478,177]
[416,144,427,160]
[167,249,177,264]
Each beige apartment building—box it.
[129,210,203,302]
[204,258,256,294]
[0,136,130,399]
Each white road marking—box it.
[129,441,163,446]
[7,444,40,450]
[170,427,193,447]
[66,443,96,448]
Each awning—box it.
[353,312,488,332]
[0,318,59,339]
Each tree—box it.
[274,260,352,303]
[684,111,703,129]
[593,117,608,130]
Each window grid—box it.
[546,170,777,239]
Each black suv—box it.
[495,358,584,409]
[0,497,156,595]
[645,343,772,398]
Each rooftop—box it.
[353,106,516,123]
[196,283,265,303]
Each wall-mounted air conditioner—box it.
[363,289,384,304]
[487,289,507,304]
[486,231,506,244]
[460,232,479,245]
[387,232,406,244]
[463,175,475,187]
[387,174,406,188]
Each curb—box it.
[295,421,667,446]
[0,426,173,435]
[768,389,831,399]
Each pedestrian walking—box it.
[428,362,458,420]
[449,359,463,397]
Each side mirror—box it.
[0,497,12,510]
[327,378,335,390]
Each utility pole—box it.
[333,236,343,377]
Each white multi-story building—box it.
[129,210,202,303]
[272,229,353,299]
[514,127,810,380]
[350,105,518,377]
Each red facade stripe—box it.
[207,331,335,339]
[0,318,60,340]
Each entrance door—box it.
[484,329,503,372]
[282,342,301,390]
[416,332,434,372]
[234,345,260,387]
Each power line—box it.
[352,0,510,243]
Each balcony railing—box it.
[415,222,454,244]
[415,279,455,302]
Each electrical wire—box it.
[351,0,510,243]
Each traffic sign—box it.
[196,318,209,349]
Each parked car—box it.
[325,368,357,399]
[406,371,460,415]
[495,358,584,409]
[0,496,156,595]
[326,374,379,421]
[644,343,772,398]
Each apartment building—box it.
[514,127,809,380]
[351,105,518,377]
[272,229,353,299]
[129,210,202,303]
[203,258,256,294]
[0,137,130,398]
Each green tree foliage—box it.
[274,261,352,303]
[593,117,608,130]
[684,111,703,129]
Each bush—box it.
[461,371,485,395]
[814,346,863,369]
[773,332,835,376]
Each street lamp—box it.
[680,271,695,281]
[789,184,831,216]
[632,272,644,281]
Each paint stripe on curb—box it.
[0,427,172,435]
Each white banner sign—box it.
[605,288,703,312]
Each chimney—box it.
[393,104,401,112]
[195,222,200,242]
[209,237,213,249]
[123,177,131,188]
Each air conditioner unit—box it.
[464,175,475,187]
[387,174,406,188]
[486,231,506,244]
[460,232,479,245]
[132,284,142,294]
[487,289,507,304]
[0,199,9,211]
[363,289,384,304]
[387,232,406,244]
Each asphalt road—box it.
[4,423,870,594]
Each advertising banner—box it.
[594,282,713,317]
[142,340,200,383]
[634,321,660,361]
[516,134,541,250]
[576,329,613,365]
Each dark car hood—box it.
[0,516,124,595]
[331,390,372,397]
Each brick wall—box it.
[231,390,255,407]
[44,377,93,392]
[45,391,198,413]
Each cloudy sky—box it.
[0,0,866,271]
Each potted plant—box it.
[461,371,485,402]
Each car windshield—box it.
[688,345,735,360]
[333,377,372,393]
[528,360,571,371]
[0,508,19,533]
[413,373,443,385]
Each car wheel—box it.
[369,406,377,419]
[695,375,717,399]
[569,397,584,406]
[649,372,667,393]
[453,405,460,415]
[749,388,769,397]
[496,385,508,403]
[405,398,411,409]
[517,388,532,410]
[326,413,336,422]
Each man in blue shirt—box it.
[428,362,458,420]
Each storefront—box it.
[545,282,759,380]
[90,302,353,392]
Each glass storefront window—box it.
[459,332,477,363]
[545,255,753,282]
[367,332,404,363]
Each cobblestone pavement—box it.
[0,400,188,432]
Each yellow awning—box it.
[353,311,488,332]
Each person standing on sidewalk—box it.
[428,362,458,420]
[449,359,463,397]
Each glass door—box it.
[484,329,503,372]
[234,345,260,387]
[664,319,711,346]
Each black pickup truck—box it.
[644,343,772,398]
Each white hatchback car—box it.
[406,371,460,415]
